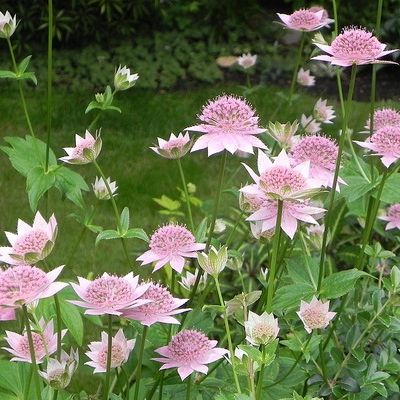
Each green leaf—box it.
[339,377,361,393]
[381,173,400,203]
[120,207,130,233]
[85,100,102,114]
[238,345,263,363]
[96,229,121,245]
[0,361,23,395]
[59,298,84,346]
[17,55,32,74]
[286,255,318,289]
[273,283,315,312]
[123,228,149,242]
[26,166,56,211]
[17,71,37,85]
[153,195,181,211]
[340,175,375,202]
[195,217,208,242]
[54,166,88,208]
[320,269,368,299]
[0,70,17,79]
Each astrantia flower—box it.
[186,95,267,156]
[245,311,279,345]
[150,132,191,159]
[0,11,17,38]
[69,272,149,316]
[379,204,400,230]
[60,130,102,164]
[297,296,336,333]
[137,224,205,273]
[237,53,257,69]
[301,114,321,134]
[239,185,269,213]
[114,65,139,91]
[0,212,57,265]
[92,176,118,200]
[153,329,228,380]
[86,329,135,373]
[355,125,400,167]
[179,270,207,292]
[267,120,300,149]
[123,282,190,326]
[313,27,397,67]
[365,108,400,132]
[197,246,228,277]
[297,68,315,87]
[0,306,15,321]
[3,319,66,363]
[289,134,345,190]
[277,8,333,32]
[313,99,335,123]
[0,265,67,308]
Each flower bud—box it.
[92,176,118,200]
[245,311,279,345]
[179,269,207,292]
[197,246,228,277]
[267,120,299,149]
[114,65,139,91]
[0,12,17,39]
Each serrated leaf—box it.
[320,269,368,299]
[96,229,121,245]
[120,207,130,233]
[153,195,181,211]
[85,100,102,114]
[0,70,17,79]
[17,55,32,74]
[26,166,56,211]
[273,283,315,312]
[18,71,37,85]
[195,217,208,242]
[54,166,88,208]
[123,228,149,242]
[340,175,375,202]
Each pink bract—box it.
[297,296,336,333]
[153,329,228,380]
[186,95,267,156]
[379,204,400,230]
[60,130,102,164]
[277,8,333,32]
[150,132,192,159]
[137,224,205,273]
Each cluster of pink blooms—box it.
[277,7,333,32]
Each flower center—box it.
[150,225,195,256]
[252,324,275,341]
[18,332,45,358]
[98,342,126,368]
[13,230,49,254]
[388,204,400,219]
[301,306,327,329]
[289,9,320,29]
[163,138,187,150]
[72,137,96,158]
[371,109,400,131]
[371,126,400,152]
[135,283,175,315]
[169,330,211,362]
[259,166,306,196]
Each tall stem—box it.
[255,345,266,399]
[133,326,148,400]
[288,33,305,103]
[45,0,53,172]
[177,158,194,232]
[22,305,42,400]
[103,315,113,400]
[53,294,62,360]
[317,64,357,291]
[186,375,192,400]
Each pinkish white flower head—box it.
[365,108,400,132]
[237,53,257,69]
[239,185,269,213]
[137,224,205,273]
[60,130,102,164]
[0,265,67,308]
[0,11,17,38]
[297,68,316,87]
[86,329,135,373]
[355,125,400,168]
[153,329,228,380]
[277,8,333,32]
[3,319,66,363]
[0,212,57,265]
[289,134,345,190]
[179,270,208,292]
[114,65,139,91]
[197,246,228,277]
[186,95,267,156]
[245,311,279,345]
[297,296,336,333]
[267,120,300,149]
[301,114,321,134]
[379,204,400,230]
[0,306,15,321]
[313,27,398,67]
[123,282,190,326]
[69,272,150,316]
[39,349,79,389]
[313,99,335,124]
[150,132,192,159]
[92,176,118,200]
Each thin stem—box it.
[288,32,305,103]
[22,305,42,400]
[226,211,244,247]
[133,326,148,400]
[103,315,113,400]
[88,113,101,131]
[177,158,194,232]
[24,362,34,400]
[53,294,62,360]
[317,64,358,291]
[332,0,339,36]
[186,375,192,400]
[45,0,53,173]
[66,225,87,266]
[255,345,266,399]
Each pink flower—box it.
[179,270,208,292]
[277,8,333,32]
[0,265,67,308]
[297,296,336,333]
[237,53,257,69]
[153,329,228,380]
[86,329,135,373]
[313,27,397,67]
[289,134,345,190]
[69,272,150,316]
[0,306,15,321]
[3,319,66,363]
[313,99,335,124]
[297,68,315,87]
[60,130,102,164]
[379,204,400,230]
[355,125,400,167]
[123,282,190,326]
[0,212,57,265]
[137,224,205,273]
[186,95,267,156]
[150,132,192,159]
[365,108,400,132]
[301,114,321,134]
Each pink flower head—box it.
[379,204,400,230]
[123,282,190,326]
[69,272,150,316]
[301,114,321,134]
[313,27,398,67]
[297,68,315,87]
[60,130,102,164]
[237,53,257,69]
[365,108,400,132]
[355,125,400,167]
[277,8,333,32]
[3,319,66,363]
[86,329,135,373]
[0,212,57,265]
[153,329,228,380]
[150,132,192,159]
[137,224,205,273]
[313,99,335,124]
[0,265,67,308]
[289,134,345,190]
[186,95,267,156]
[0,306,16,321]
[297,296,336,333]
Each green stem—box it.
[88,113,102,131]
[255,345,266,399]
[332,0,339,36]
[45,0,53,173]
[24,364,34,400]
[177,158,194,232]
[226,211,244,247]
[186,375,192,400]
[66,225,87,266]
[133,326,148,400]
[317,64,357,291]
[53,294,62,360]
[288,32,305,103]
[103,315,113,400]
[22,305,42,400]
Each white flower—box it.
[245,311,279,345]
[0,11,17,39]
[179,270,207,292]
[314,99,335,124]
[237,53,257,69]
[197,246,228,277]
[92,176,118,200]
[114,65,139,91]
[301,115,321,134]
[297,68,315,87]
[213,219,226,234]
